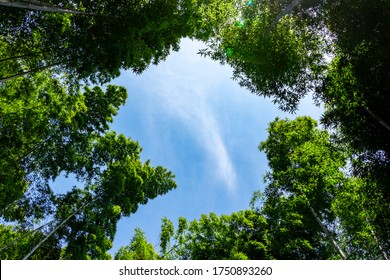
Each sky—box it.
[104,38,323,255]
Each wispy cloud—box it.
[140,39,238,192]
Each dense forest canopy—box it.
[0,0,389,259]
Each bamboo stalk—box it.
[0,0,95,15]
[265,0,303,35]
[22,194,99,260]
[365,106,390,131]
[307,201,348,260]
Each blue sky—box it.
[106,38,323,254]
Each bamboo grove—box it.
[1,0,389,259]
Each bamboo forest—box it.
[0,0,389,260]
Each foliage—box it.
[115,228,158,260]
[33,128,177,260]
[258,116,388,259]
[0,69,177,259]
[198,0,327,112]
[0,224,61,260]
[259,116,347,216]
[331,177,389,259]
[0,0,214,84]
[320,1,390,258]
[157,211,271,260]
[320,56,390,203]
[261,194,334,259]
[259,116,347,259]
[0,70,125,218]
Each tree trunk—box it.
[365,106,390,132]
[0,64,54,82]
[367,222,388,260]
[22,195,98,260]
[265,0,303,35]
[0,53,38,63]
[0,219,56,252]
[0,0,95,15]
[363,210,388,260]
[308,201,348,260]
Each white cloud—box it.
[141,39,238,192]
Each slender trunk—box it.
[0,219,56,252]
[365,106,390,131]
[367,222,388,260]
[0,64,55,82]
[265,0,303,35]
[308,202,348,260]
[23,194,98,260]
[0,0,95,15]
[363,210,388,260]
[0,53,39,63]
[17,132,55,166]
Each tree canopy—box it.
[114,228,158,260]
[0,0,221,84]
[159,211,271,260]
